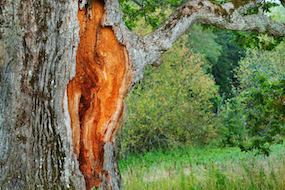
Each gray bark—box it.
[0,0,85,189]
[0,0,284,189]
[99,142,122,190]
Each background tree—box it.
[0,0,284,189]
[211,30,245,96]
[237,42,285,90]
[234,8,285,154]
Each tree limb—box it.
[132,0,143,7]
[103,0,285,84]
[142,0,285,67]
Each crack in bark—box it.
[67,0,131,189]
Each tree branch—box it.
[132,0,143,7]
[103,0,284,84]
[143,0,285,67]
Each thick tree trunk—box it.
[0,0,87,189]
[0,0,284,189]
[0,0,129,189]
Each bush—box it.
[118,36,220,156]
[240,73,285,155]
[217,91,248,147]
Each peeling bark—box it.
[0,0,284,189]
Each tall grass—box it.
[119,144,285,189]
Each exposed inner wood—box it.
[67,0,132,188]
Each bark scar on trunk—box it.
[66,0,132,189]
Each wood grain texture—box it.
[67,0,131,189]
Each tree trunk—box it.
[0,0,284,189]
[0,0,86,189]
[0,0,129,189]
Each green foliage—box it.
[237,42,285,91]
[230,31,284,51]
[243,1,279,15]
[211,30,245,95]
[199,6,285,95]
[186,24,222,65]
[218,92,248,147]
[118,35,220,156]
[119,0,285,51]
[184,26,245,97]
[239,73,285,156]
[229,5,285,50]
[118,3,285,157]
[235,39,285,155]
[270,6,285,22]
[202,5,284,53]
[119,0,182,30]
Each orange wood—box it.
[67,0,132,188]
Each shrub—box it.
[118,36,220,156]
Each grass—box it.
[119,144,285,189]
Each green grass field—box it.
[119,144,285,189]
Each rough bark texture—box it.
[0,0,86,189]
[0,0,284,189]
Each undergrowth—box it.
[119,144,285,189]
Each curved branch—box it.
[144,0,285,60]
[103,0,284,84]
